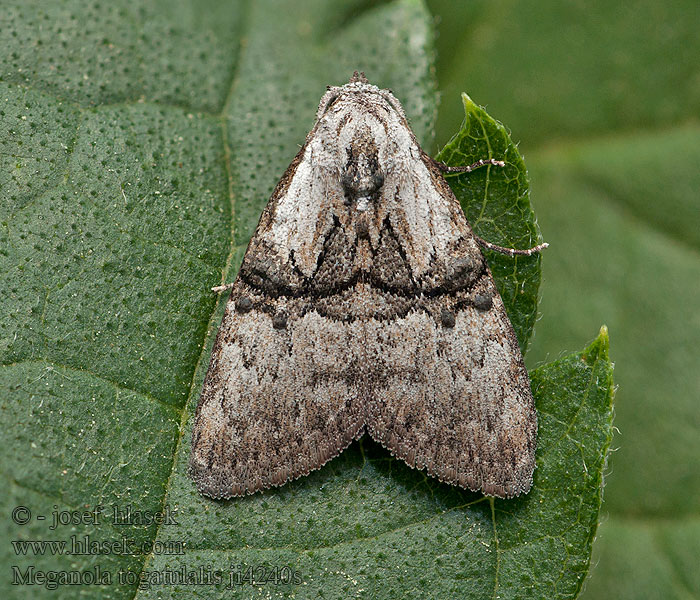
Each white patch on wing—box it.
[264,88,465,278]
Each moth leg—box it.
[429,156,548,255]
[433,157,505,173]
[211,282,235,293]
[475,237,549,256]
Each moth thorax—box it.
[342,134,384,213]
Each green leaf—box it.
[525,130,700,600]
[436,94,544,351]
[0,1,614,599]
[426,1,700,598]
[138,332,615,600]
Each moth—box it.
[189,72,546,500]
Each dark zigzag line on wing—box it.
[240,217,488,302]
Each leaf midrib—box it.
[127,3,251,594]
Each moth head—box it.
[315,76,413,214]
[316,75,407,123]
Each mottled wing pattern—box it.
[188,280,365,499]
[366,302,536,498]
[188,131,366,499]
[361,152,536,498]
[365,279,536,498]
[189,74,537,499]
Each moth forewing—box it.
[189,72,539,500]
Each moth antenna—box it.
[349,71,368,84]
[475,237,549,256]
[435,158,505,173]
[211,282,235,293]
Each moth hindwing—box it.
[189,72,538,500]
